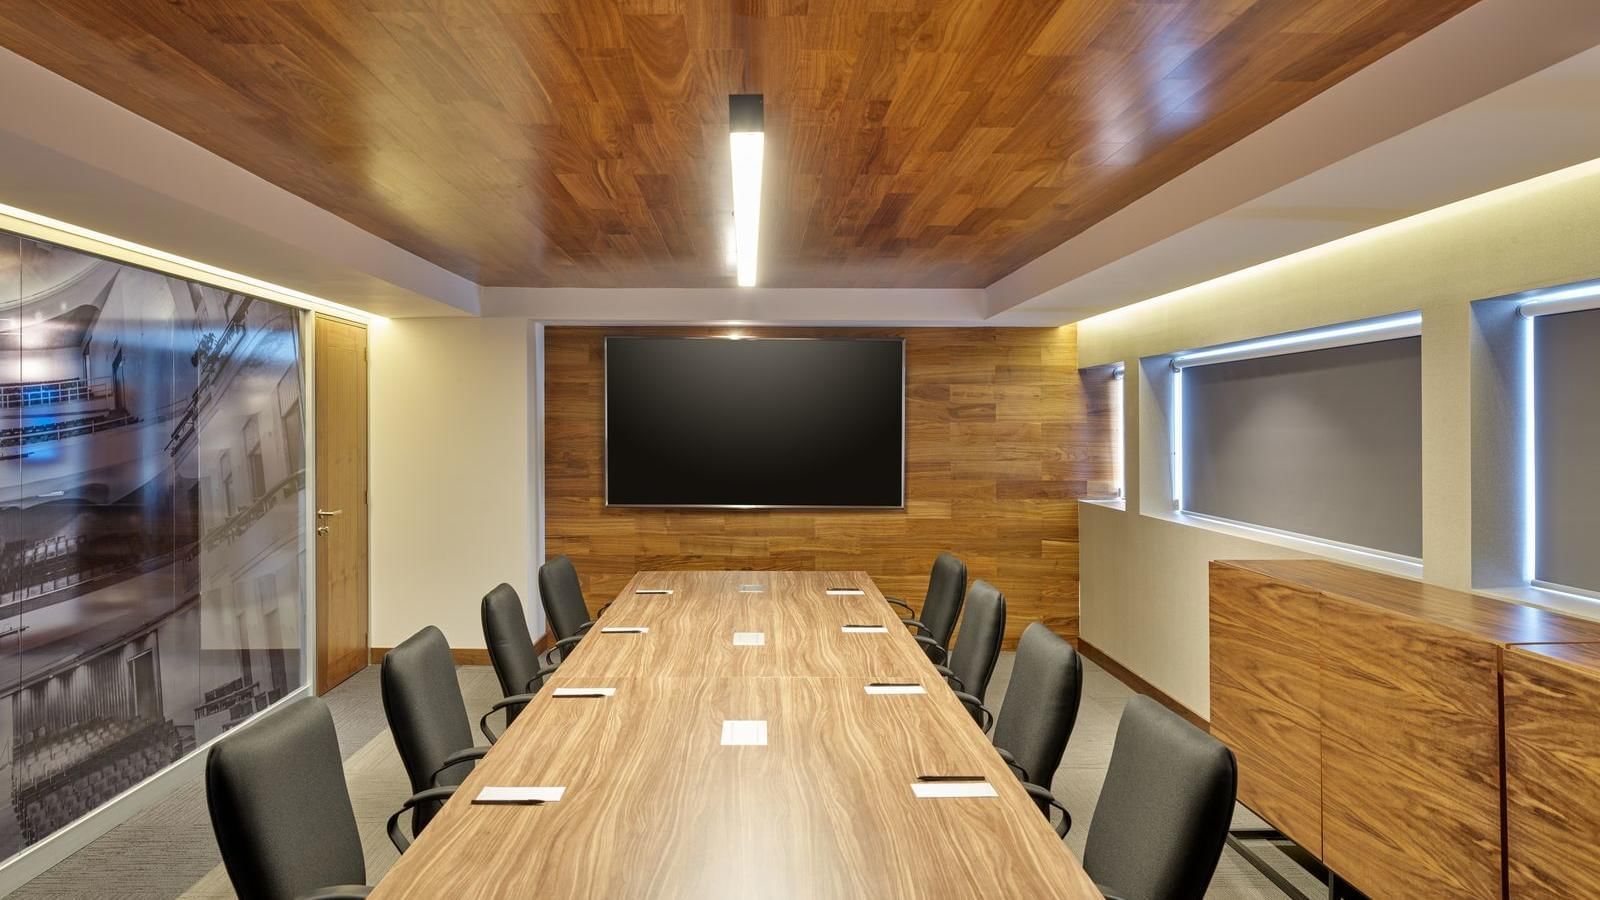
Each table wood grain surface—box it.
[369,571,1101,898]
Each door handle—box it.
[317,525,330,536]
[316,509,344,518]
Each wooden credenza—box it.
[1210,559,1600,900]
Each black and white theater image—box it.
[0,237,305,859]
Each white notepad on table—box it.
[474,786,565,804]
[600,626,648,634]
[732,631,765,646]
[551,687,616,698]
[635,589,673,595]
[825,588,865,596]
[912,781,997,799]
[720,720,768,746]
[841,625,888,634]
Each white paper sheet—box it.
[635,589,673,595]
[552,687,616,697]
[911,781,997,799]
[732,631,766,646]
[474,786,566,803]
[600,626,649,634]
[825,588,866,596]
[720,720,768,746]
[738,584,765,593]
[840,625,889,634]
[864,683,926,695]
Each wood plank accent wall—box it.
[543,326,1113,646]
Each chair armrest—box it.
[1096,889,1129,900]
[901,617,931,636]
[952,691,994,733]
[931,663,965,693]
[1023,782,1072,838]
[385,786,458,853]
[479,694,538,744]
[293,887,372,900]
[540,634,584,668]
[912,634,949,665]
[996,747,1029,783]
[884,596,916,616]
[523,663,561,695]
[429,746,488,787]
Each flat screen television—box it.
[605,336,905,508]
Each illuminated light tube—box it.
[1523,313,1537,583]
[1171,365,1184,510]
[0,202,384,323]
[1170,311,1421,370]
[1518,280,1600,318]
[729,94,764,288]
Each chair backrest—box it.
[992,622,1082,786]
[538,555,590,640]
[1082,695,1238,900]
[947,579,1005,704]
[205,697,365,900]
[482,582,541,725]
[380,626,476,834]
[919,552,968,648]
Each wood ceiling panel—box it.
[0,0,1481,287]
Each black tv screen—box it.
[605,336,905,508]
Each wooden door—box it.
[315,315,369,693]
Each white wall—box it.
[1076,157,1600,719]
[368,317,544,649]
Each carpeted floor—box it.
[9,657,1322,899]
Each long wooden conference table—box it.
[370,570,1101,898]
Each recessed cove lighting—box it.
[1170,312,1421,369]
[729,94,764,288]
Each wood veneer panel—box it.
[545,326,1108,648]
[369,572,1100,898]
[1317,593,1503,900]
[1220,559,1600,646]
[1503,643,1600,900]
[0,1,1480,287]
[1207,562,1321,854]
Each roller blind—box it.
[1180,336,1423,557]
[1533,308,1600,592]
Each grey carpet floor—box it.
[9,657,1321,899]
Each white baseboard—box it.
[0,685,312,896]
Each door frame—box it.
[305,312,371,696]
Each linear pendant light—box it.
[729,94,764,287]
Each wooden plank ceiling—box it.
[0,0,1481,288]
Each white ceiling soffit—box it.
[0,48,476,319]
[478,287,989,326]
[987,0,1600,323]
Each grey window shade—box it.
[1181,336,1423,557]
[1534,308,1600,592]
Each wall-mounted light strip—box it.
[1170,311,1422,370]
[729,94,764,288]
[1517,280,1600,318]
[1171,365,1184,509]
[0,202,384,323]
[1523,312,1537,584]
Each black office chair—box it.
[978,622,1084,836]
[206,697,450,900]
[885,552,967,664]
[481,582,559,742]
[1079,695,1238,900]
[380,626,489,850]
[939,579,1005,730]
[538,555,597,666]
